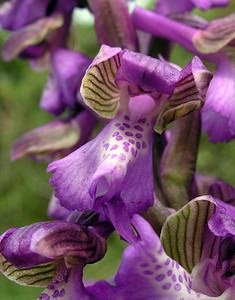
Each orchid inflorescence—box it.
[1,0,235,299]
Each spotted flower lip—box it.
[85,214,235,299]
[48,45,211,239]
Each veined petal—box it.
[2,13,63,61]
[160,196,215,273]
[91,0,137,50]
[0,221,106,268]
[80,45,122,119]
[0,254,55,287]
[193,13,235,54]
[11,119,80,162]
[156,56,212,133]
[11,110,96,162]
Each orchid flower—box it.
[47,44,211,240]
[0,212,107,300]
[133,8,235,142]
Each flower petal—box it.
[160,196,215,272]
[193,13,235,54]
[156,56,212,133]
[0,221,106,268]
[47,194,71,220]
[0,253,55,287]
[2,13,63,61]
[48,110,154,226]
[202,58,235,142]
[80,45,122,119]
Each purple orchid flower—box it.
[132,8,235,142]
[47,44,211,240]
[0,0,83,65]
[156,0,230,16]
[0,212,107,300]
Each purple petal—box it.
[0,0,51,30]
[51,49,92,109]
[47,194,71,220]
[2,14,63,61]
[209,180,235,206]
[202,58,235,142]
[1,221,106,268]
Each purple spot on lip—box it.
[155,265,162,270]
[60,289,66,296]
[123,123,130,128]
[131,148,137,157]
[140,262,149,267]
[125,131,133,137]
[138,118,146,124]
[103,143,109,150]
[119,154,126,161]
[175,283,181,291]
[110,145,118,150]
[116,136,123,141]
[155,274,165,281]
[111,154,117,159]
[48,284,55,290]
[172,275,177,282]
[162,283,172,290]
[142,141,147,149]
[167,270,172,276]
[119,126,125,131]
[52,290,60,298]
[112,131,119,137]
[179,275,183,283]
[123,142,130,146]
[115,123,120,127]
[123,146,129,153]
[124,115,130,121]
[136,142,141,149]
[39,294,50,300]
[135,133,143,139]
[134,125,143,131]
[165,259,170,266]
[143,270,154,275]
[128,139,135,144]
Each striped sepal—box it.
[0,254,55,287]
[81,46,121,119]
[2,14,63,61]
[193,13,235,54]
[160,197,215,273]
[155,74,202,134]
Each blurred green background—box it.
[1,2,235,299]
